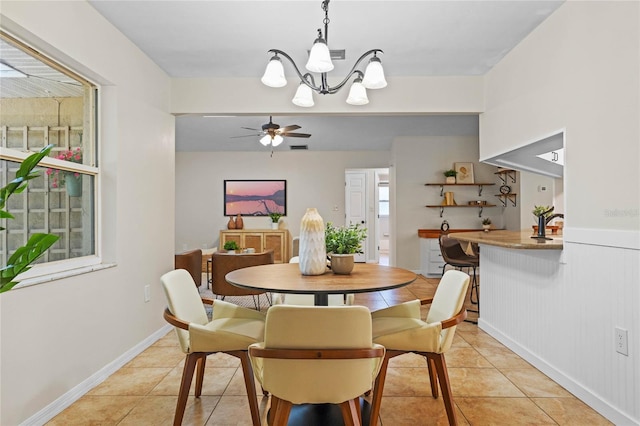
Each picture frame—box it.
[454,162,474,184]
[223,180,286,216]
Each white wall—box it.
[392,135,499,269]
[480,2,639,424]
[0,2,175,425]
[175,151,389,252]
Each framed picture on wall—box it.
[454,162,474,184]
[223,180,287,216]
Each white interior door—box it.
[345,171,367,262]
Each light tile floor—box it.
[48,275,611,425]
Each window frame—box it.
[0,30,103,287]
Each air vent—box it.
[290,145,308,150]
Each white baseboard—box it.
[478,319,639,426]
[22,324,173,426]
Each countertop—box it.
[448,230,563,250]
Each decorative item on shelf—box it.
[499,184,512,194]
[223,240,239,254]
[467,200,487,206]
[325,222,367,275]
[268,212,283,230]
[234,214,244,229]
[440,220,450,233]
[482,217,492,232]
[227,216,236,229]
[261,0,386,107]
[443,169,457,184]
[298,208,326,275]
[46,147,83,197]
[454,162,474,184]
[441,191,457,206]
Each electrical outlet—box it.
[144,285,151,303]
[615,327,628,356]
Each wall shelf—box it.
[425,183,495,197]
[495,169,517,184]
[495,193,518,207]
[426,204,497,218]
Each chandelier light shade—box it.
[261,56,287,88]
[271,134,284,147]
[259,134,272,146]
[292,83,315,107]
[362,55,388,89]
[346,77,369,105]
[262,0,386,107]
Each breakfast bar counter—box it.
[448,230,563,250]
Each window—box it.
[0,31,99,280]
[378,183,389,216]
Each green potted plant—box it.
[223,240,239,254]
[1,145,59,292]
[325,222,367,274]
[481,217,492,232]
[268,212,283,229]
[443,169,457,184]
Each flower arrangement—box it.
[325,222,368,255]
[46,148,82,188]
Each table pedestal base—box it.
[269,398,371,426]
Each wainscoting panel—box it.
[478,240,639,425]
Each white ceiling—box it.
[4,1,565,152]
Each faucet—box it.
[545,213,564,225]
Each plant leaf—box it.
[0,233,59,293]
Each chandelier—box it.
[260,0,387,107]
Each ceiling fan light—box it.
[259,134,272,146]
[346,79,369,106]
[292,83,315,107]
[362,56,387,89]
[271,134,284,147]
[306,38,334,73]
[261,56,287,88]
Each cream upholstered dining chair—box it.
[248,305,385,426]
[369,269,470,426]
[161,269,266,426]
[271,256,355,305]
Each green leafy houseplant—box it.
[325,222,368,255]
[268,212,283,223]
[532,205,554,221]
[1,145,60,293]
[443,169,457,177]
[223,240,239,251]
[482,217,492,225]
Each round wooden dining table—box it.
[225,262,417,306]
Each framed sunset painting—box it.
[223,180,287,216]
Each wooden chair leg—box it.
[268,395,280,426]
[230,350,261,426]
[430,353,457,426]
[340,398,361,426]
[426,356,438,398]
[272,398,293,426]
[369,351,396,426]
[195,355,206,397]
[174,353,199,426]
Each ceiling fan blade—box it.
[241,127,261,131]
[280,124,301,132]
[230,134,262,139]
[282,132,311,138]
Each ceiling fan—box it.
[231,116,311,147]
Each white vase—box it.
[271,222,279,230]
[298,208,326,276]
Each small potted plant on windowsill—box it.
[268,212,283,229]
[443,169,457,184]
[481,217,492,232]
[325,222,367,274]
[223,240,239,254]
